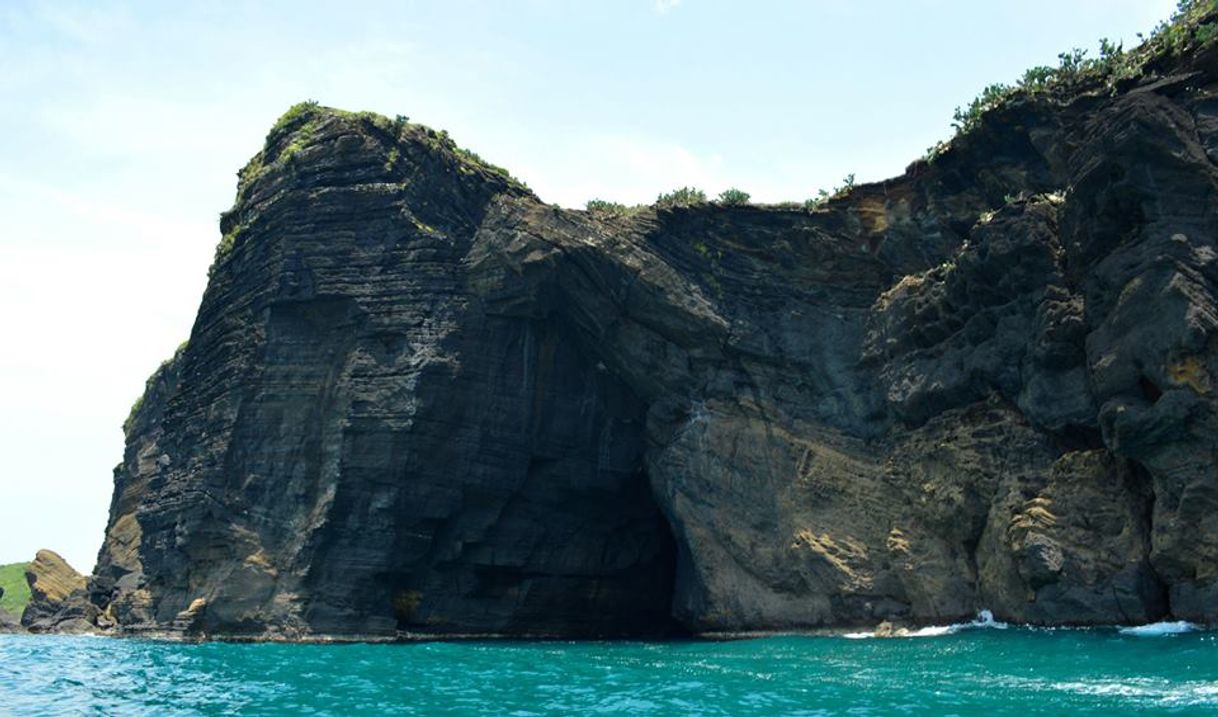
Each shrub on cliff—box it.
[272,100,320,132]
[804,174,856,210]
[717,188,751,205]
[947,0,1218,140]
[585,199,630,215]
[804,190,831,211]
[656,187,707,208]
[123,340,189,434]
[453,146,512,179]
[952,83,1014,134]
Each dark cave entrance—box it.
[375,315,684,638]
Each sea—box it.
[1,614,1215,716]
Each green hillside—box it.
[0,562,31,616]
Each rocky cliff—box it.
[78,6,1218,638]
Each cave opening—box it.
[373,315,685,638]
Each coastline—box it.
[4,615,1209,644]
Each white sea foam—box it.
[971,609,1009,630]
[1118,620,1200,637]
[904,609,1009,637]
[848,614,1204,639]
[1048,678,1218,706]
[905,625,955,637]
[847,610,1009,639]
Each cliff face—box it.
[87,19,1218,638]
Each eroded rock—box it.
[21,549,96,634]
[87,12,1218,637]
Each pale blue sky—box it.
[0,0,1177,571]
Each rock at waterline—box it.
[22,549,97,634]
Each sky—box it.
[0,0,1179,572]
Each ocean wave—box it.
[1118,620,1200,637]
[846,613,1210,639]
[1047,677,1218,707]
[845,610,1010,639]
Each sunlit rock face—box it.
[80,22,1218,638]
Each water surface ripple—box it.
[2,629,1216,715]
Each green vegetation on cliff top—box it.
[601,1,1218,209]
[655,186,707,209]
[256,100,522,188]
[210,100,529,274]
[943,0,1217,142]
[0,562,31,616]
[207,1,1218,260]
[123,339,189,435]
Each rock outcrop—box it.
[21,550,95,633]
[0,608,20,634]
[76,8,1218,638]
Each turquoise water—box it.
[2,629,1217,716]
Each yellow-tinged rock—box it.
[25,549,86,604]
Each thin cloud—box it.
[653,0,682,15]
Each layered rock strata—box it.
[72,17,1218,638]
[22,549,95,633]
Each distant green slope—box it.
[0,562,31,616]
